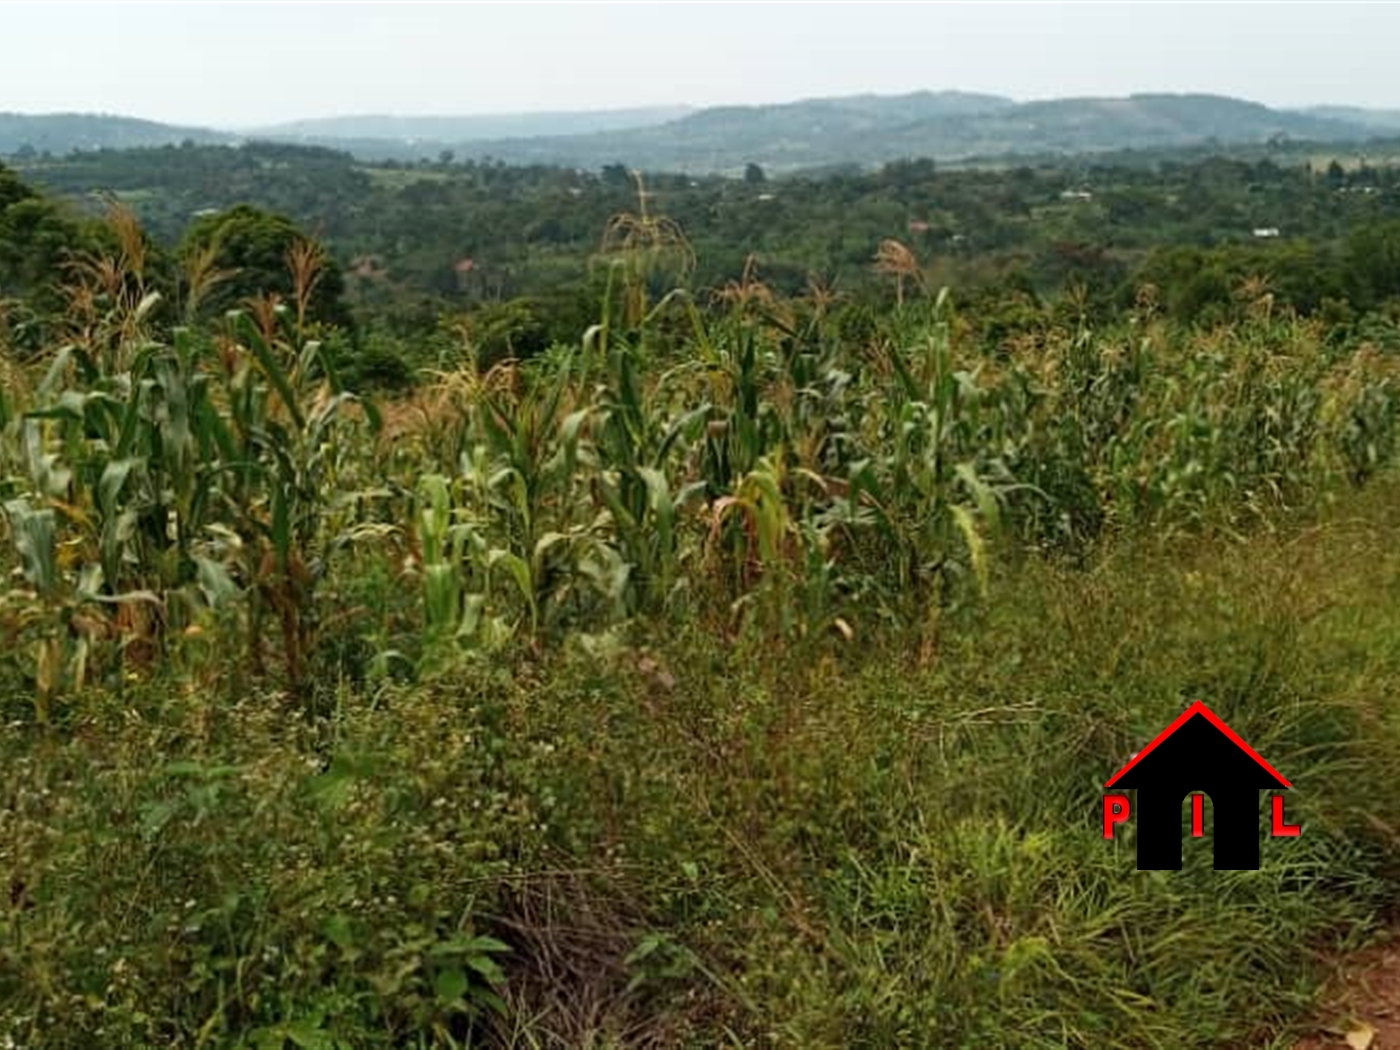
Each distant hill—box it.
[272,91,1020,165]
[2,92,1395,173]
[1300,105,1400,133]
[249,106,693,144]
[433,93,1381,174]
[0,113,232,156]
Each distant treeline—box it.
[6,142,1400,384]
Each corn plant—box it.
[0,209,381,700]
[585,328,710,614]
[1323,344,1400,486]
[597,171,695,328]
[212,304,376,689]
[3,193,1399,710]
[848,294,1013,610]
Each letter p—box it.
[1103,794,1131,839]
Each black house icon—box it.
[1106,701,1291,870]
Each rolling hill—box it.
[247,106,694,143]
[0,112,233,156]
[1300,105,1400,133]
[1,92,1394,173]
[429,93,1379,173]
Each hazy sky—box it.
[3,2,1398,127]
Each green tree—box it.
[601,163,632,188]
[178,204,350,327]
[0,161,34,209]
[1347,221,1400,310]
[0,162,96,317]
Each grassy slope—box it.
[3,479,1399,1048]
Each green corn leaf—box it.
[486,550,533,606]
[271,485,291,563]
[5,498,58,594]
[194,556,240,607]
[238,315,305,430]
[98,458,139,517]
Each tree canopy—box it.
[178,203,350,327]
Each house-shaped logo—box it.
[1102,701,1300,870]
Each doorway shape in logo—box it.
[1102,701,1299,870]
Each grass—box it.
[3,478,1400,1048]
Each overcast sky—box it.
[3,2,1397,127]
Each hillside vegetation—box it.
[0,112,233,156]
[428,93,1374,174]
[249,106,695,145]
[5,91,1398,172]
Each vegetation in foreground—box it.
[0,171,1398,1046]
[5,484,1400,1048]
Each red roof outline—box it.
[1105,701,1292,789]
